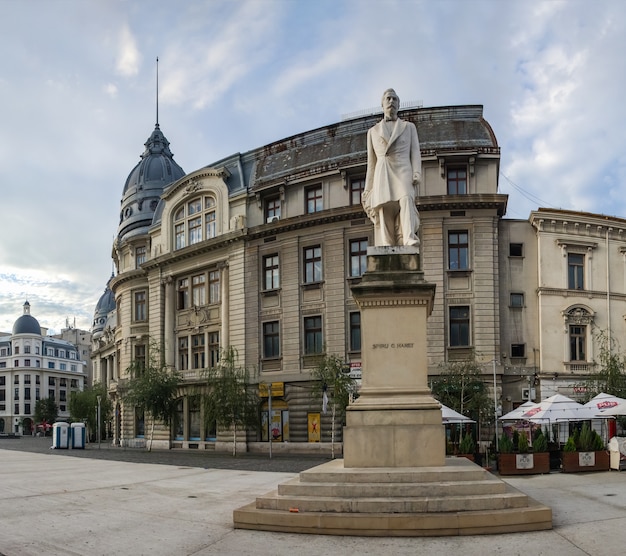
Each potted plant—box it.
[457,433,476,461]
[498,429,550,475]
[561,422,609,472]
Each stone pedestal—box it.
[233,246,552,536]
[344,247,444,468]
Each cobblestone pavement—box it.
[0,435,330,473]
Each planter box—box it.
[497,452,550,475]
[561,450,610,473]
[455,454,475,462]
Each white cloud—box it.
[116,24,141,77]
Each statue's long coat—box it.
[363,118,421,214]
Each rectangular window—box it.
[178,337,188,371]
[209,332,220,367]
[448,231,469,270]
[24,387,30,400]
[35,387,40,400]
[48,377,55,386]
[178,278,189,310]
[24,345,31,354]
[305,185,323,214]
[509,243,523,257]
[209,270,220,303]
[60,363,67,371]
[59,390,67,402]
[263,321,280,358]
[349,312,361,352]
[304,316,323,354]
[14,346,19,355]
[447,167,467,195]
[192,334,205,369]
[188,216,202,245]
[175,222,185,250]
[570,325,586,361]
[304,245,322,283]
[134,291,146,322]
[14,388,19,401]
[14,404,19,415]
[24,359,31,367]
[25,403,31,415]
[48,362,55,369]
[134,345,146,370]
[48,389,55,400]
[510,293,524,308]
[14,375,19,384]
[205,211,216,239]
[349,239,368,277]
[135,245,146,268]
[449,306,470,347]
[350,177,365,206]
[191,274,206,307]
[568,253,584,290]
[263,254,280,290]
[265,197,281,221]
[511,344,526,358]
[24,374,30,384]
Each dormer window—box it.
[174,196,217,250]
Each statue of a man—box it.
[362,88,421,246]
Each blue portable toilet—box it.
[70,423,86,449]
[52,422,70,449]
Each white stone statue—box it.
[362,88,422,247]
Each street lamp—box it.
[96,395,102,450]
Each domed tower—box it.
[117,123,186,242]
[12,301,41,336]
[92,276,116,340]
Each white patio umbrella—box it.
[441,404,475,424]
[522,394,597,422]
[499,400,538,421]
[584,392,626,414]
[599,401,626,417]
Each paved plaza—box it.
[1,436,626,555]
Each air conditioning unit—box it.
[266,216,280,224]
[522,387,536,401]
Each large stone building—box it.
[92,102,625,451]
[0,301,88,435]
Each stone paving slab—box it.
[0,437,625,555]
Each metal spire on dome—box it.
[156,56,159,128]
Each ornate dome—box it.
[92,277,116,339]
[12,301,41,335]
[117,124,185,242]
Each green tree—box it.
[201,346,259,456]
[69,383,112,441]
[311,354,357,459]
[34,398,58,433]
[431,354,494,447]
[122,340,182,451]
[578,329,626,402]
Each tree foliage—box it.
[122,340,182,451]
[201,346,258,456]
[311,354,357,459]
[431,354,494,427]
[34,397,58,430]
[69,383,112,441]
[578,329,626,402]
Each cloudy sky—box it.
[0,0,624,334]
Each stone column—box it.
[344,247,445,468]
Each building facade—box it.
[92,103,625,450]
[0,301,87,435]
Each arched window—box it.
[173,196,217,250]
